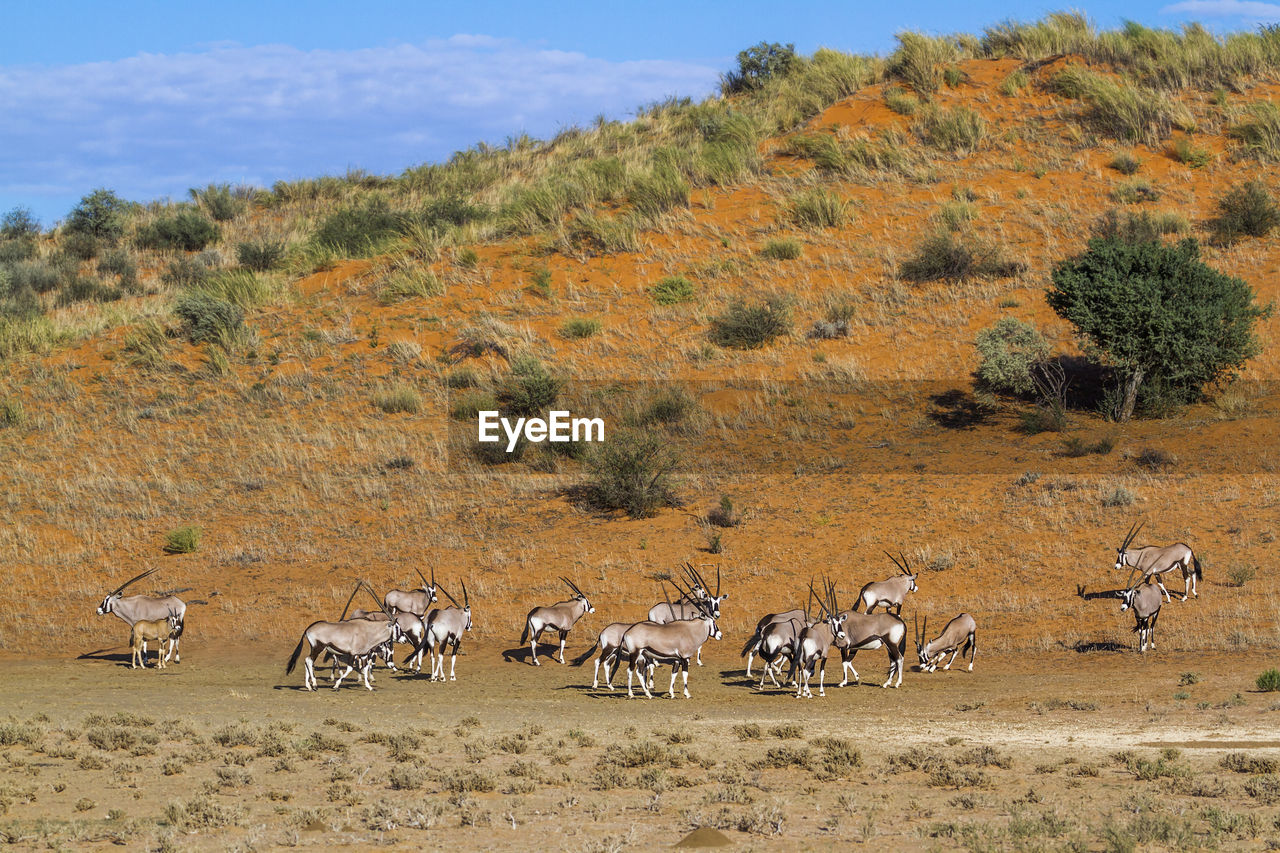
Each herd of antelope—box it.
[92,521,1205,693]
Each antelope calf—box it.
[130,612,180,669]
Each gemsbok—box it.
[647,565,725,666]
[350,609,427,673]
[787,580,849,698]
[1114,521,1203,602]
[742,607,807,678]
[130,610,181,669]
[383,568,439,616]
[856,552,918,615]
[285,582,406,691]
[748,614,811,690]
[520,578,594,665]
[422,581,472,682]
[915,613,977,672]
[1118,581,1163,653]
[834,607,908,689]
[97,567,188,663]
[609,581,721,699]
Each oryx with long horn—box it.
[742,607,808,678]
[786,579,849,698]
[1114,521,1203,602]
[834,605,909,689]
[1118,579,1163,653]
[856,552,918,615]
[420,580,472,682]
[647,564,725,666]
[383,568,439,616]
[97,567,188,663]
[349,608,427,673]
[571,621,658,690]
[608,579,722,699]
[285,581,406,691]
[915,613,977,672]
[521,577,595,666]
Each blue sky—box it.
[2,0,1277,226]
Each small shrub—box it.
[650,275,695,306]
[1257,669,1280,692]
[373,384,422,415]
[811,737,861,780]
[1169,137,1212,168]
[974,318,1050,397]
[236,240,285,272]
[998,70,1029,96]
[628,167,689,217]
[901,231,1023,282]
[1108,152,1141,174]
[163,255,214,289]
[164,526,201,554]
[707,495,741,527]
[173,292,243,345]
[191,184,243,222]
[136,209,220,252]
[1209,180,1279,244]
[1092,208,1188,244]
[636,386,697,426]
[313,199,408,255]
[732,724,762,741]
[759,238,802,260]
[582,429,680,518]
[943,66,967,88]
[62,231,100,260]
[66,188,130,244]
[916,107,986,154]
[1179,672,1199,686]
[1111,179,1160,204]
[1221,753,1280,774]
[1135,447,1176,471]
[1226,564,1256,587]
[1228,102,1280,162]
[378,268,441,303]
[389,766,425,790]
[497,356,560,416]
[769,723,804,740]
[1101,485,1135,507]
[785,189,850,229]
[710,295,792,349]
[560,317,602,339]
[0,399,25,428]
[884,85,919,116]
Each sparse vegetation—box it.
[164,526,201,555]
[784,188,850,229]
[709,295,792,349]
[650,275,695,306]
[1257,669,1280,692]
[900,230,1022,282]
[582,428,680,518]
[1209,180,1279,244]
[759,238,802,260]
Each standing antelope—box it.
[748,615,811,689]
[97,568,188,663]
[422,581,472,682]
[521,578,594,666]
[742,608,807,678]
[608,581,721,699]
[1114,521,1203,602]
[351,609,426,672]
[857,552,918,615]
[834,608,908,689]
[648,565,725,666]
[130,610,181,669]
[787,580,849,699]
[915,613,977,672]
[571,621,656,690]
[383,568,439,616]
[285,582,406,691]
[1119,581,1163,653]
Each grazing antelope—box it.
[383,568,439,616]
[834,608,908,689]
[130,610,181,669]
[915,613,977,672]
[97,567,188,663]
[1119,581,1163,653]
[422,581,472,682]
[748,615,811,689]
[857,552,918,615]
[285,582,406,691]
[521,578,594,666]
[787,580,849,698]
[609,581,721,699]
[742,608,807,678]
[647,565,725,666]
[1114,521,1203,602]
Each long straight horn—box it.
[110,566,161,597]
[808,580,828,619]
[360,580,392,620]
[414,567,431,589]
[715,563,721,597]
[922,616,928,644]
[684,563,706,593]
[899,551,913,576]
[437,582,460,608]
[461,581,469,608]
[914,614,920,645]
[339,580,361,620]
[885,550,907,576]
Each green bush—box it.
[7,259,60,294]
[975,318,1051,397]
[634,386,697,427]
[0,399,25,428]
[1048,237,1270,421]
[900,231,1022,282]
[583,429,680,518]
[1091,209,1188,244]
[62,231,101,260]
[99,249,140,292]
[710,295,792,348]
[650,275,695,305]
[65,188,130,244]
[162,256,214,289]
[883,86,919,115]
[721,42,798,94]
[423,195,490,227]
[497,356,561,416]
[1258,669,1280,692]
[190,184,244,222]
[1228,102,1280,161]
[174,292,244,345]
[1209,180,1279,244]
[916,107,986,153]
[1169,136,1211,168]
[236,240,285,272]
[135,209,220,252]
[888,32,961,94]
[628,167,689,217]
[1108,152,1141,175]
[759,238,802,260]
[560,317,601,339]
[313,199,409,255]
[1,207,40,240]
[164,526,201,554]
[1111,179,1160,204]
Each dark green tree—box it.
[721,42,797,94]
[1047,237,1270,421]
[65,189,131,244]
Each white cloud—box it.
[1160,0,1280,21]
[0,38,720,223]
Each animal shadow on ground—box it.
[77,649,135,666]
[1075,584,1131,601]
[1071,640,1128,653]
